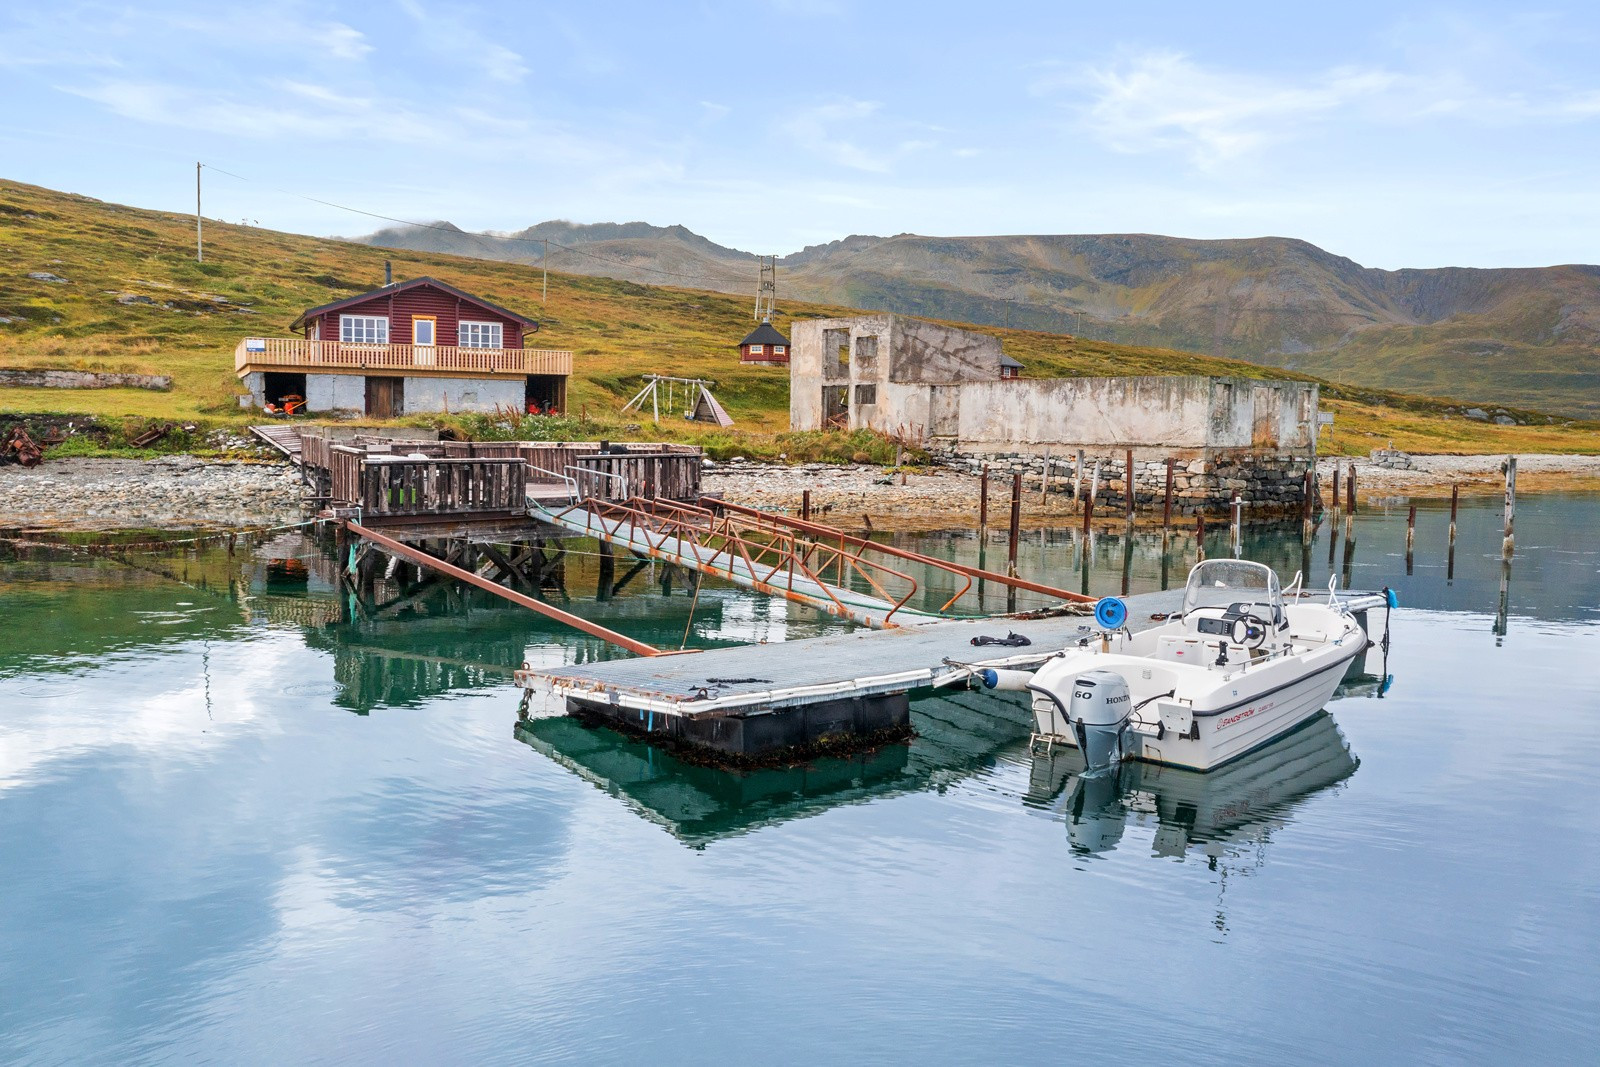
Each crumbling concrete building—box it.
[789,314,1320,515]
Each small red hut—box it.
[737,321,790,365]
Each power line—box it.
[198,162,752,286]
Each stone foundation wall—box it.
[933,446,1315,517]
[0,369,171,391]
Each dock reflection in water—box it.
[515,690,1033,845]
[1023,711,1359,859]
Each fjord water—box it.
[2,495,1597,1063]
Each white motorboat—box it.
[980,559,1382,773]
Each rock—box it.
[27,271,67,283]
[1493,415,1517,426]
[116,294,157,306]
[1465,408,1489,421]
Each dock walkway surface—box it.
[515,586,1389,725]
[516,589,1185,719]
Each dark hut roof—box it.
[999,354,1024,368]
[737,321,789,348]
[289,276,541,332]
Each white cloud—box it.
[1064,48,1600,171]
[780,99,892,172]
[397,0,529,84]
[1068,51,1396,168]
[65,79,444,143]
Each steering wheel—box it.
[1229,613,1270,649]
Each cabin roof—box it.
[736,321,789,348]
[999,354,1024,369]
[289,276,541,332]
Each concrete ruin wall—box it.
[790,315,1007,433]
[946,376,1317,453]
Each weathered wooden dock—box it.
[514,587,1391,763]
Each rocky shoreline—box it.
[1,451,1596,534]
[0,456,304,531]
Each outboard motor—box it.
[1067,669,1132,774]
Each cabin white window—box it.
[458,321,504,348]
[340,315,388,344]
[749,344,765,355]
[774,345,786,355]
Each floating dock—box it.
[515,588,1391,763]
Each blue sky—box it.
[4,1,1600,268]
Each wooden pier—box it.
[515,587,1392,764]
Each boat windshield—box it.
[1182,560,1282,616]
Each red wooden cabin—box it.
[737,321,790,365]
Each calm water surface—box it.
[2,495,1598,1063]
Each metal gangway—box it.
[530,490,1094,630]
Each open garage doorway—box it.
[526,375,567,415]
[263,372,306,413]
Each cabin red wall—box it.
[305,285,526,348]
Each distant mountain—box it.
[353,223,1600,418]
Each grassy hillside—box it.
[1,178,1595,458]
[359,221,1600,420]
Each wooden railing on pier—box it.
[235,337,572,376]
[306,433,703,517]
[352,457,529,516]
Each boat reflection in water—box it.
[1023,710,1358,858]
[515,690,1032,846]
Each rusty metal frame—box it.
[552,495,926,626]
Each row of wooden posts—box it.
[797,452,1522,583]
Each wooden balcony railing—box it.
[235,337,572,376]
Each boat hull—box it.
[1136,644,1360,771]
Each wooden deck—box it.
[513,588,1391,763]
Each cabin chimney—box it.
[384,260,393,286]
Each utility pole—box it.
[195,162,203,263]
[754,255,776,322]
[542,237,548,303]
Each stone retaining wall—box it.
[933,446,1315,517]
[0,369,172,391]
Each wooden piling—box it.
[1346,464,1357,515]
[1162,458,1175,534]
[978,466,989,531]
[1039,449,1051,503]
[1124,448,1135,522]
[1231,494,1243,558]
[1007,471,1022,577]
[1196,515,1206,561]
[801,488,811,523]
[1302,468,1314,541]
[1503,456,1517,560]
[1447,483,1458,581]
[1075,449,1085,500]
[1406,503,1416,574]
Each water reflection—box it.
[514,690,1032,845]
[1023,711,1358,859]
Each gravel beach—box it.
[1,451,1595,533]
[0,457,303,531]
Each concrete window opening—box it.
[822,385,849,428]
[854,335,880,377]
[526,374,566,415]
[823,328,850,377]
[854,384,878,406]
[263,372,306,409]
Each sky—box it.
[3,0,1600,268]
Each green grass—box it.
[2,177,1596,458]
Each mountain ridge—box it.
[353,221,1600,418]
